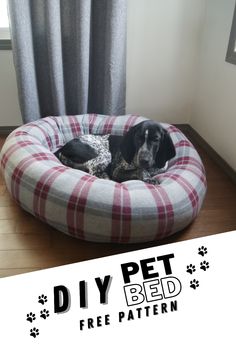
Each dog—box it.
[55,120,176,184]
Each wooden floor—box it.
[0,132,236,278]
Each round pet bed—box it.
[0,114,207,243]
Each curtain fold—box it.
[8,0,127,123]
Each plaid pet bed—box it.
[0,114,207,243]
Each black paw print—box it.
[190,279,199,289]
[200,260,209,271]
[30,327,39,338]
[26,312,36,323]
[198,246,207,257]
[38,294,48,305]
[40,309,50,320]
[186,264,196,274]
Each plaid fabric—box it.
[0,114,207,243]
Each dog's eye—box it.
[137,135,143,142]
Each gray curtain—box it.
[8,0,127,123]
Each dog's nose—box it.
[139,157,150,168]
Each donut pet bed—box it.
[0,114,207,243]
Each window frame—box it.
[0,39,11,50]
[226,1,236,65]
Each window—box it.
[226,1,236,65]
[0,0,9,28]
[0,0,11,49]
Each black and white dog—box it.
[55,120,176,184]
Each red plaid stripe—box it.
[173,156,205,173]
[166,174,200,218]
[88,114,97,133]
[23,123,53,149]
[33,165,68,221]
[120,184,132,243]
[1,143,22,169]
[102,116,117,134]
[170,166,206,185]
[167,125,181,133]
[1,140,42,169]
[67,175,97,239]
[68,116,82,136]
[44,117,60,146]
[124,115,140,133]
[14,131,29,136]
[146,185,174,239]
[175,140,193,148]
[11,153,58,204]
[111,183,122,242]
[32,152,58,162]
[10,156,38,204]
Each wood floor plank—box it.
[0,176,5,185]
[0,193,15,207]
[0,249,98,269]
[0,268,42,277]
[0,268,41,278]
[15,216,53,234]
[0,219,17,234]
[0,233,51,250]
[0,206,22,220]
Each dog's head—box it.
[120,120,176,169]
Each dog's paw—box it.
[100,172,110,180]
[145,178,159,185]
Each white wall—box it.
[126,0,205,123]
[191,0,236,170]
[0,50,22,125]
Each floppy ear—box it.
[120,125,139,164]
[156,130,176,168]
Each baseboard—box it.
[175,123,236,185]
[173,124,189,133]
[0,126,19,135]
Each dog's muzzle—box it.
[138,151,153,169]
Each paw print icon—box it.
[198,246,207,257]
[190,279,199,290]
[200,260,210,271]
[186,264,196,274]
[38,294,48,305]
[30,327,39,338]
[40,309,50,320]
[26,312,36,323]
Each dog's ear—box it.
[156,130,176,168]
[120,124,139,164]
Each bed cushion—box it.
[0,114,207,243]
